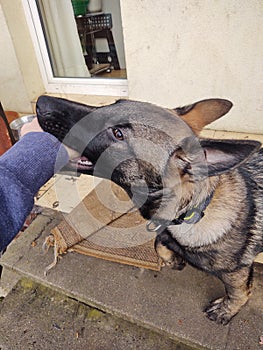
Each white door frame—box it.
[21,0,128,97]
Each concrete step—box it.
[0,278,187,350]
[0,210,262,350]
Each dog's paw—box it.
[162,257,186,270]
[204,297,235,325]
[171,259,186,270]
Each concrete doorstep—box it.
[0,211,262,350]
[0,278,188,350]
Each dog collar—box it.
[146,192,213,234]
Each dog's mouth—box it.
[69,155,94,172]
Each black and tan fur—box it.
[36,95,263,325]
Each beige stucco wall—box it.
[0,3,32,112]
[120,0,263,133]
[0,1,44,113]
[0,0,262,133]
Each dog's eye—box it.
[112,128,124,141]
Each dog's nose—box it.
[35,104,40,115]
[35,96,47,115]
[36,95,55,112]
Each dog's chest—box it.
[169,224,223,248]
[168,208,237,248]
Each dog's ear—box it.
[171,138,260,179]
[199,139,261,176]
[174,99,233,135]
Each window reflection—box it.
[36,0,126,79]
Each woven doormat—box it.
[49,180,161,271]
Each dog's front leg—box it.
[205,266,253,325]
[155,231,186,270]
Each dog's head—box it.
[36,96,260,219]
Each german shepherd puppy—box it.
[36,95,263,325]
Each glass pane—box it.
[36,0,127,79]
